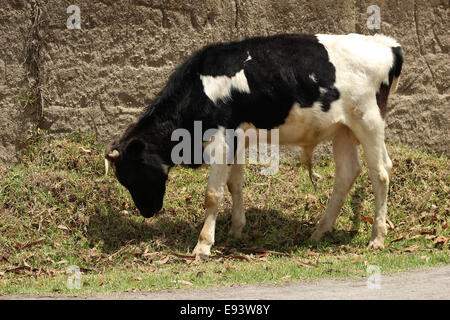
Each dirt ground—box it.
[2,265,449,300]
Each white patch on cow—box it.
[200,69,250,104]
[309,73,318,83]
[275,102,344,146]
[316,33,397,119]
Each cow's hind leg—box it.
[227,164,245,239]
[193,163,230,258]
[365,141,391,249]
[350,115,392,249]
[311,126,361,241]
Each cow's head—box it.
[105,137,169,218]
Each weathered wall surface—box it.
[1,0,449,166]
[0,0,35,164]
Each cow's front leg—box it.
[193,163,230,259]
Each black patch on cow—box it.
[376,83,390,119]
[391,46,403,80]
[376,46,403,119]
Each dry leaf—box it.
[170,252,196,260]
[295,260,317,268]
[241,246,291,257]
[172,280,193,286]
[258,256,268,262]
[5,266,33,274]
[79,147,91,153]
[225,263,237,271]
[143,252,157,257]
[57,224,69,231]
[218,254,252,261]
[306,194,317,201]
[404,245,419,252]
[187,255,203,265]
[21,237,45,249]
[361,215,374,224]
[386,218,395,230]
[239,254,252,262]
[156,256,170,265]
[391,235,405,243]
[434,236,449,247]
[420,211,427,220]
[308,251,320,256]
[281,274,292,280]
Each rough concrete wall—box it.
[0,0,36,164]
[1,0,449,167]
[356,0,449,156]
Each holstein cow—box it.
[105,33,403,258]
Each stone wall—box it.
[0,0,448,166]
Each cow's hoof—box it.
[368,239,385,250]
[196,252,210,260]
[310,228,329,241]
[228,228,242,240]
[193,244,211,259]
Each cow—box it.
[104,33,403,258]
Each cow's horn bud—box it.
[108,149,120,159]
[104,158,110,176]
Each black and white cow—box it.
[105,33,403,258]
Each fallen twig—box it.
[21,237,45,250]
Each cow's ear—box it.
[126,139,145,158]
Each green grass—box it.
[0,131,448,295]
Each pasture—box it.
[0,132,448,294]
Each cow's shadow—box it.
[87,198,362,255]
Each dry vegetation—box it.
[0,131,448,294]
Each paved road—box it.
[2,266,449,300]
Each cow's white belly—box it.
[239,101,345,148]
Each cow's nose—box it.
[139,207,156,218]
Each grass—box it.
[0,131,448,295]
